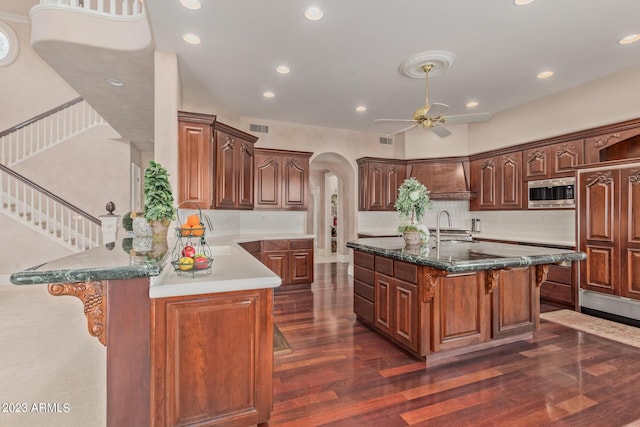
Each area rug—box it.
[274,324,292,355]
[540,309,640,349]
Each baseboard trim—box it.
[580,307,640,328]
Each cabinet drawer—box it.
[354,279,374,301]
[263,240,289,251]
[354,251,374,270]
[290,239,313,250]
[239,241,261,253]
[375,256,393,276]
[540,281,573,304]
[354,266,374,285]
[547,265,572,284]
[354,294,374,325]
[395,261,418,284]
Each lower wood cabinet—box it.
[150,289,273,427]
[540,263,576,308]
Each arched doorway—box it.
[308,152,355,263]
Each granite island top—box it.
[347,237,586,273]
[11,233,315,298]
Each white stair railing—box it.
[0,164,102,251]
[38,0,144,18]
[0,98,106,167]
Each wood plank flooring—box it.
[270,262,640,426]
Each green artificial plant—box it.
[143,160,176,224]
[394,177,431,233]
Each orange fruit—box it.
[187,215,201,227]
[191,226,205,237]
[180,223,192,236]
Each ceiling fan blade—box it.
[443,112,491,125]
[431,125,452,138]
[387,124,418,136]
[426,103,449,117]
[374,118,417,123]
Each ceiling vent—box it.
[379,137,393,145]
[250,124,269,133]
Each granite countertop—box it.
[347,237,586,273]
[10,232,315,299]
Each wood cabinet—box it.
[584,128,640,164]
[260,239,314,292]
[254,148,312,210]
[150,288,273,427]
[523,140,584,180]
[470,152,523,210]
[177,111,215,209]
[213,122,257,210]
[353,251,375,326]
[407,158,475,200]
[578,163,640,300]
[540,263,577,308]
[177,112,257,210]
[357,158,407,211]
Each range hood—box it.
[408,158,476,200]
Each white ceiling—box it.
[4,1,640,138]
[145,0,640,135]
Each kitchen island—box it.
[10,233,311,427]
[346,237,586,361]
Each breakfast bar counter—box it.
[346,237,585,361]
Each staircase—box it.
[0,99,105,251]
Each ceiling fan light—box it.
[537,70,554,79]
[619,34,640,45]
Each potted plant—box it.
[143,160,176,240]
[395,177,431,245]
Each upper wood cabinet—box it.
[213,123,257,210]
[254,148,312,210]
[177,112,257,210]
[523,140,584,180]
[177,111,215,209]
[470,152,523,210]
[584,128,640,164]
[357,158,407,211]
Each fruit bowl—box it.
[171,257,213,276]
[176,225,206,237]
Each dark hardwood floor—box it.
[270,262,640,426]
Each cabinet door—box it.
[492,267,536,338]
[367,163,385,210]
[214,131,238,209]
[392,279,419,352]
[289,249,313,284]
[620,167,640,300]
[523,147,549,181]
[385,164,406,209]
[579,169,620,295]
[358,163,368,211]
[550,140,583,177]
[374,273,393,336]
[472,157,498,209]
[237,140,254,209]
[499,152,522,208]
[255,152,281,209]
[283,155,309,210]
[177,118,212,208]
[262,250,289,285]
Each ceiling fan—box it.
[374,64,491,137]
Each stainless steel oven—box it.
[527,177,576,209]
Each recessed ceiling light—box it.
[355,106,367,112]
[513,0,535,5]
[619,34,640,45]
[537,70,554,79]
[304,6,324,21]
[466,101,479,108]
[263,91,275,98]
[276,65,290,74]
[106,78,125,87]
[179,0,201,10]
[182,33,201,45]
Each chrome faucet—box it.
[435,210,452,254]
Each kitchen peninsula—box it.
[10,233,312,427]
[347,237,586,361]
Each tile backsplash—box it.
[358,200,472,232]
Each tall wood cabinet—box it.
[254,148,312,210]
[177,111,258,210]
[470,152,523,210]
[578,162,640,300]
[357,158,407,211]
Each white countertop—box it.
[149,233,315,299]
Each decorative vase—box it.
[149,219,171,241]
[132,216,152,238]
[402,231,422,246]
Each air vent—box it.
[379,137,393,145]
[250,124,269,133]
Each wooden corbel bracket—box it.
[422,267,448,302]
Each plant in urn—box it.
[395,177,431,246]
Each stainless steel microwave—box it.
[527,177,576,209]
